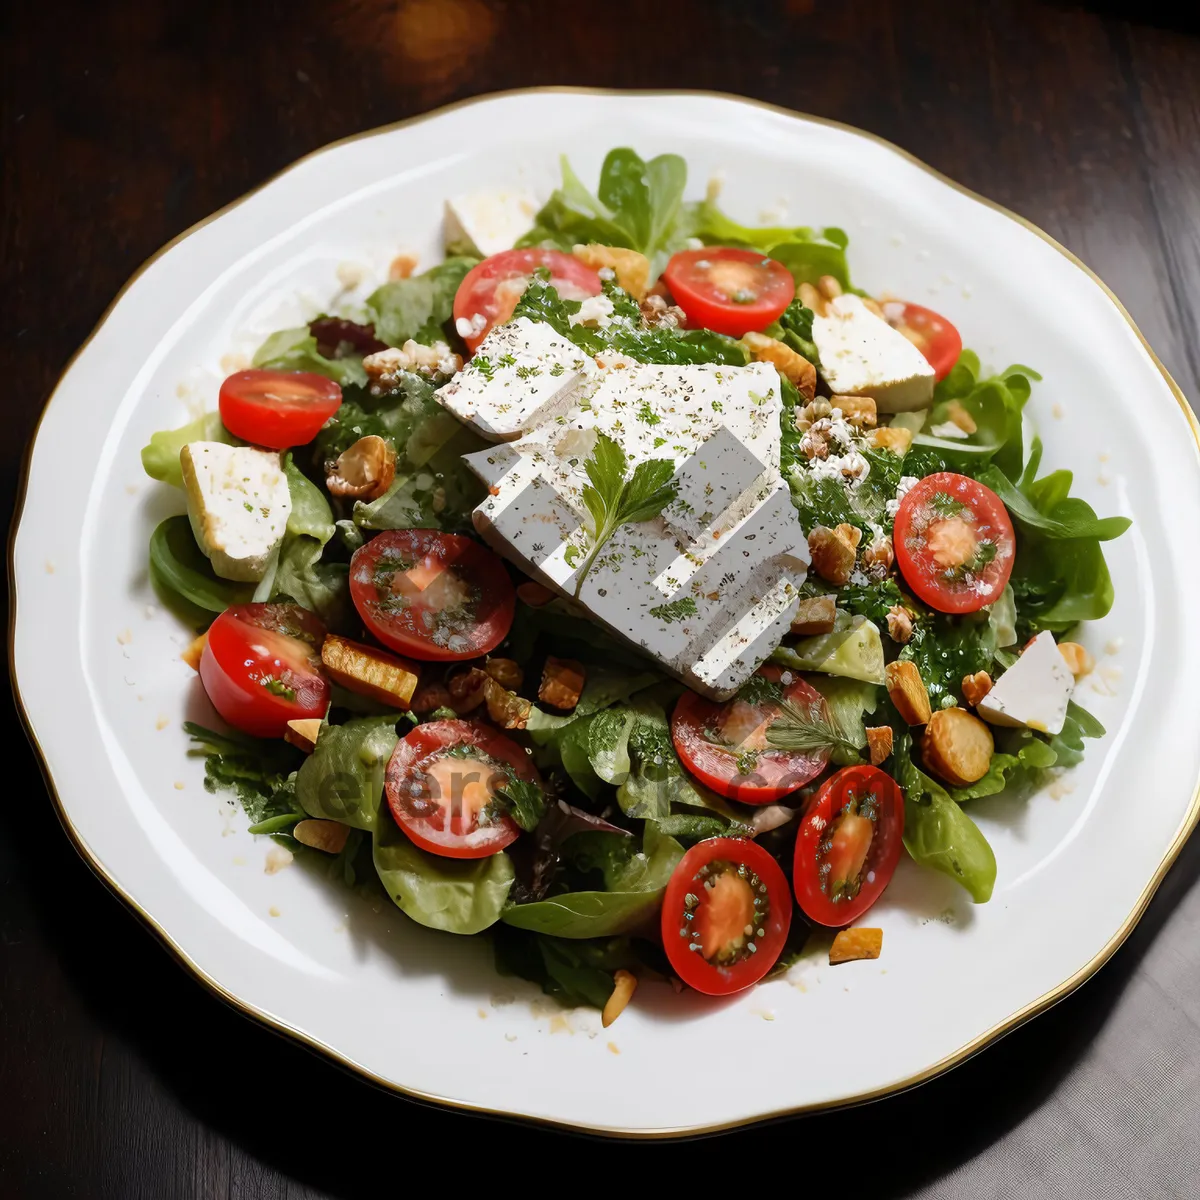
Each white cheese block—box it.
[443,188,539,258]
[812,294,936,413]
[435,317,598,441]
[180,442,290,582]
[447,345,809,698]
[977,631,1075,735]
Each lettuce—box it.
[364,256,478,347]
[295,716,398,831]
[252,327,368,388]
[141,411,236,488]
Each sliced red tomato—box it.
[661,838,792,996]
[384,719,536,858]
[879,300,962,381]
[794,765,905,927]
[672,667,831,804]
[349,529,515,662]
[893,472,1016,614]
[199,603,329,738]
[662,247,795,337]
[218,369,342,449]
[453,249,602,351]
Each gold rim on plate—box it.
[9,87,1200,1138]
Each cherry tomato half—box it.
[218,369,342,450]
[349,529,516,662]
[879,300,962,381]
[793,765,905,927]
[453,249,603,351]
[384,719,536,858]
[199,603,330,738]
[893,472,1016,614]
[662,247,795,337]
[661,838,792,996]
[672,667,832,804]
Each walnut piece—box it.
[808,524,859,586]
[885,604,914,644]
[326,435,396,501]
[829,928,883,965]
[831,394,877,429]
[962,671,993,707]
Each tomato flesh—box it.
[349,529,515,661]
[893,472,1016,614]
[662,247,795,337]
[880,301,963,381]
[384,720,535,858]
[672,667,832,804]
[199,603,329,738]
[453,249,602,351]
[662,838,792,995]
[793,766,904,927]
[218,369,342,449]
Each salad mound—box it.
[143,147,1128,1017]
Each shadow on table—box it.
[14,696,1197,1200]
[1052,1,1200,34]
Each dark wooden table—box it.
[4,2,1200,1195]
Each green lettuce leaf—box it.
[493,928,639,1009]
[149,515,254,615]
[295,716,398,831]
[365,257,479,347]
[141,412,236,488]
[252,327,367,388]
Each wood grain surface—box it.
[3,2,1199,1196]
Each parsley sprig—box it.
[568,433,677,595]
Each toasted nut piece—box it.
[321,635,419,709]
[484,657,524,690]
[638,292,687,329]
[572,243,651,300]
[516,580,556,607]
[1058,642,1094,677]
[791,594,838,635]
[602,969,638,1027]
[818,274,843,301]
[831,394,877,428]
[836,522,863,551]
[945,399,977,434]
[870,426,914,455]
[885,604,914,644]
[742,331,817,400]
[962,671,993,707]
[797,398,833,431]
[181,632,207,671]
[284,718,323,753]
[799,281,826,315]
[539,657,586,711]
[808,525,858,586]
[829,928,883,965]
[410,681,453,715]
[387,252,418,281]
[326,435,396,501]
[886,660,932,725]
[483,677,532,730]
[447,667,489,714]
[866,726,893,766]
[862,535,894,573]
[922,707,994,786]
[293,819,351,855]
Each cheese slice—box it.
[439,340,810,698]
[181,442,290,582]
[812,294,936,413]
[977,631,1075,735]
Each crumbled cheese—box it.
[569,294,616,329]
[455,312,488,340]
[597,266,616,281]
[594,349,638,371]
[807,449,871,488]
[885,475,920,519]
[364,339,462,386]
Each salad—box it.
[142,148,1128,1019]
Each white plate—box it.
[12,90,1200,1137]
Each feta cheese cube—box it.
[812,294,936,413]
[180,442,290,582]
[977,631,1075,735]
[436,317,598,441]
[443,188,539,258]
[453,348,809,698]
